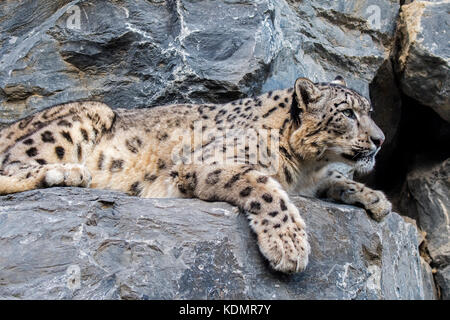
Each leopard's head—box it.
[289,76,385,174]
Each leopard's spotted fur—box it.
[0,76,391,273]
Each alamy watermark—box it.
[63,3,384,35]
[366,5,381,30]
[66,5,81,30]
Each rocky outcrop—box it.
[406,159,450,267]
[0,188,432,300]
[0,0,399,122]
[435,265,450,300]
[395,1,450,122]
[400,158,450,299]
[420,257,439,300]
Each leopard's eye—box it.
[342,109,356,119]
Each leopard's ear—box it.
[294,77,321,112]
[331,75,347,87]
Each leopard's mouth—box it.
[341,150,374,162]
[341,150,376,174]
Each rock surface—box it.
[420,257,438,300]
[0,0,399,122]
[395,1,450,122]
[436,265,450,300]
[405,159,450,267]
[401,158,450,299]
[0,187,431,300]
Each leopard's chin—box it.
[354,155,375,175]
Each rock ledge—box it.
[0,187,430,299]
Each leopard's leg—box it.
[0,163,91,195]
[173,164,310,273]
[318,170,392,221]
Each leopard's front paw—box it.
[364,190,392,222]
[256,209,310,273]
[45,164,92,187]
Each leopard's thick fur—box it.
[0,76,391,273]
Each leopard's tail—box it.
[0,174,37,195]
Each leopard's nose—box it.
[370,136,384,148]
[367,117,385,149]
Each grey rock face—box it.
[402,158,450,299]
[395,1,450,122]
[0,0,399,122]
[0,188,431,299]
[436,265,450,300]
[406,159,449,267]
[420,257,438,300]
